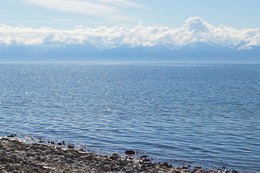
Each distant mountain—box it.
[0,17,260,63]
[0,42,259,63]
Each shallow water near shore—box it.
[0,63,259,172]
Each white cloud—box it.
[1,17,260,49]
[21,0,141,22]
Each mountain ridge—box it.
[0,42,259,63]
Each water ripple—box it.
[0,64,259,172]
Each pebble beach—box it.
[0,137,242,173]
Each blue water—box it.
[0,63,259,172]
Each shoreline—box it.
[0,137,242,173]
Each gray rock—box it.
[125,150,136,155]
[102,165,111,172]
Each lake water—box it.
[0,63,259,172]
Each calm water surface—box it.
[0,64,259,172]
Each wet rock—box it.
[140,155,149,159]
[125,155,134,160]
[140,155,151,163]
[68,145,74,149]
[7,134,17,138]
[230,170,239,173]
[58,141,66,145]
[162,162,172,168]
[194,166,201,169]
[110,153,120,160]
[182,166,189,169]
[172,171,181,173]
[48,141,55,144]
[125,150,136,155]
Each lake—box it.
[0,63,259,172]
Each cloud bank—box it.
[1,17,260,50]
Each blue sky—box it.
[1,0,260,29]
[1,0,260,52]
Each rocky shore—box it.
[0,137,240,173]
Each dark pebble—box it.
[68,145,74,149]
[0,158,9,163]
[230,170,239,173]
[33,168,39,172]
[142,158,150,162]
[125,150,136,155]
[102,165,111,172]
[48,141,55,144]
[110,153,120,160]
[58,141,66,145]
[141,164,147,170]
[182,166,189,169]
[162,162,173,168]
[8,134,16,138]
[66,158,73,164]
[140,155,149,159]
[194,166,201,169]
[112,166,121,171]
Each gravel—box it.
[0,137,240,173]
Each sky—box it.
[0,0,260,53]
[1,0,260,29]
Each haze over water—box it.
[0,63,259,172]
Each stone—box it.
[33,168,39,172]
[8,134,16,138]
[140,155,151,163]
[141,164,147,170]
[194,166,201,169]
[82,155,94,160]
[0,157,9,163]
[181,166,189,169]
[68,145,74,149]
[125,150,136,155]
[58,141,66,145]
[0,138,225,173]
[102,165,111,172]
[48,141,55,144]
[140,155,149,159]
[66,158,73,164]
[110,153,120,160]
[112,166,121,171]
[162,162,170,167]
[230,170,239,173]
